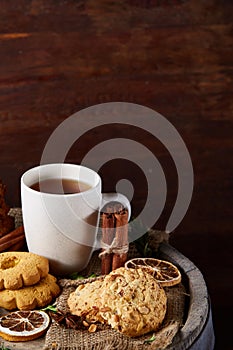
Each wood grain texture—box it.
[0,1,232,348]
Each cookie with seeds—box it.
[99,267,167,337]
[68,278,104,323]
[0,251,49,290]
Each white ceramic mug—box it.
[21,163,131,276]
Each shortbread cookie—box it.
[100,267,167,337]
[0,252,49,290]
[0,274,60,310]
[68,278,104,323]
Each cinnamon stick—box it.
[7,239,25,252]
[0,234,25,252]
[0,226,25,252]
[0,225,24,246]
[100,202,129,273]
[112,207,128,270]
[101,212,115,275]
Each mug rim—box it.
[21,163,101,197]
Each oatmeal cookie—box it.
[0,274,60,310]
[100,267,167,337]
[0,252,49,290]
[68,278,104,323]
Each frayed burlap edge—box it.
[44,320,180,350]
[44,248,186,350]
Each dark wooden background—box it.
[0,1,232,348]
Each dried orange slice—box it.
[0,310,50,342]
[125,258,181,287]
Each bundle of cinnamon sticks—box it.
[100,202,129,275]
[0,180,26,252]
[0,225,25,252]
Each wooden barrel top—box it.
[1,243,214,349]
[159,243,215,350]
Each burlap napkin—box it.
[44,248,186,350]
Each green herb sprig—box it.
[144,333,156,344]
[42,303,57,313]
[69,272,97,280]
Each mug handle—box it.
[94,192,131,250]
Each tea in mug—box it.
[30,178,92,194]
